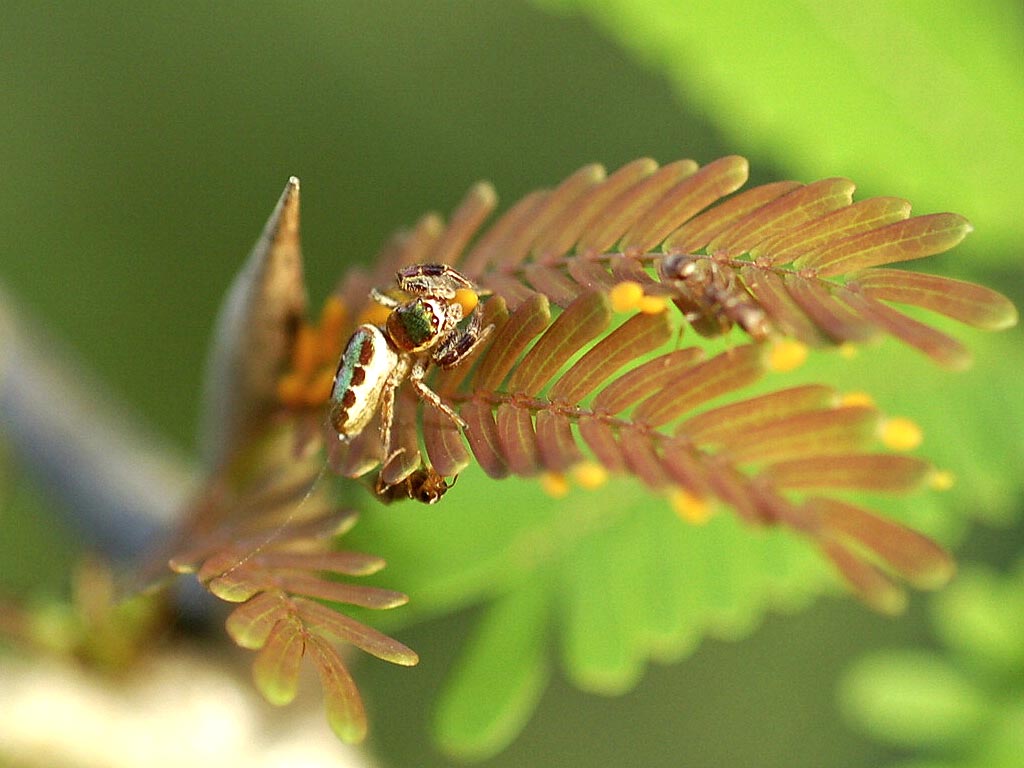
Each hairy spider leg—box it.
[410,356,468,429]
[370,287,402,310]
[434,313,495,369]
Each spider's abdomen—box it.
[329,324,399,439]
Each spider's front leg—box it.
[409,357,468,430]
[370,287,402,310]
[433,310,495,370]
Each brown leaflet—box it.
[851,268,1018,330]
[782,272,877,343]
[810,497,954,590]
[633,345,764,428]
[533,158,659,263]
[461,190,550,277]
[841,287,971,369]
[461,399,509,478]
[663,180,801,254]
[495,402,542,476]
[523,262,584,307]
[795,213,971,277]
[707,178,856,258]
[423,404,472,476]
[751,196,911,266]
[473,293,551,392]
[577,416,627,472]
[762,454,931,492]
[718,406,881,465]
[426,181,498,267]
[620,155,750,256]
[576,160,699,256]
[739,265,824,345]
[592,347,705,415]
[549,311,672,405]
[487,164,605,274]
[508,291,611,397]
[535,410,583,472]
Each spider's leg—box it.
[377,356,411,464]
[436,322,494,369]
[371,288,401,309]
[410,358,467,429]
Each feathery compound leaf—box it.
[197,156,1015,753]
[171,434,415,745]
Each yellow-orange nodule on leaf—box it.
[766,338,809,372]
[540,472,570,498]
[608,280,644,312]
[879,417,923,451]
[851,269,1018,330]
[929,469,956,491]
[508,291,611,397]
[670,489,713,524]
[253,619,305,706]
[307,635,368,744]
[795,213,972,277]
[571,461,609,490]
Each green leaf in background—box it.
[841,559,1024,768]
[538,0,1024,260]
[434,574,551,760]
[350,456,912,756]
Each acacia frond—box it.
[169,449,416,744]
[316,156,1017,610]
[377,155,1012,363]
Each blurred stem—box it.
[0,286,197,561]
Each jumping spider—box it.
[328,263,493,488]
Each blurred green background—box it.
[2,2,1022,766]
